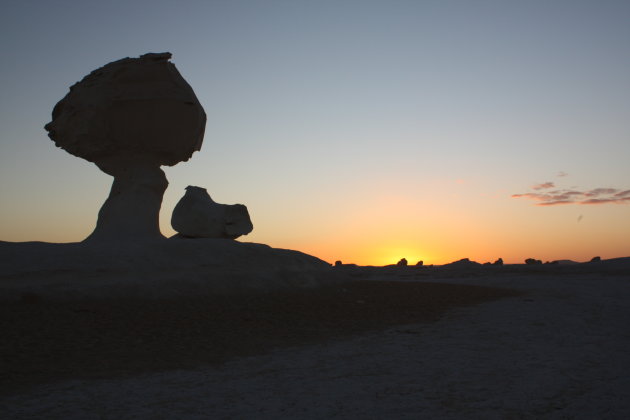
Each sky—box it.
[1,0,629,265]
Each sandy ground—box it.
[1,267,629,419]
[0,281,514,393]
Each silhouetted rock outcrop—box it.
[44,52,206,242]
[171,186,253,239]
[415,260,424,267]
[493,258,503,266]
[590,256,601,262]
[444,258,481,268]
[397,258,408,266]
[525,258,543,265]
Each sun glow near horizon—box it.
[1,1,629,266]
[2,172,627,267]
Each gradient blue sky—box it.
[1,0,629,264]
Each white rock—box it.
[171,186,253,239]
[44,52,206,242]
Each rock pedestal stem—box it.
[86,159,168,242]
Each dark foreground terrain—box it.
[0,280,518,395]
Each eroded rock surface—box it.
[44,52,206,242]
[171,186,253,239]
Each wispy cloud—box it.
[557,171,568,178]
[584,188,617,197]
[512,186,630,206]
[531,182,554,190]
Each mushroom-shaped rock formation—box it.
[171,186,253,239]
[44,52,206,242]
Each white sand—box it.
[2,270,629,419]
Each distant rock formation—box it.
[44,52,206,242]
[397,258,408,266]
[171,186,253,239]
[334,260,343,267]
[415,260,424,267]
[444,258,481,268]
[493,258,503,266]
[525,258,543,265]
[590,256,601,262]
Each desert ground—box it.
[1,241,629,419]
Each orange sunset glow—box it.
[1,0,629,265]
